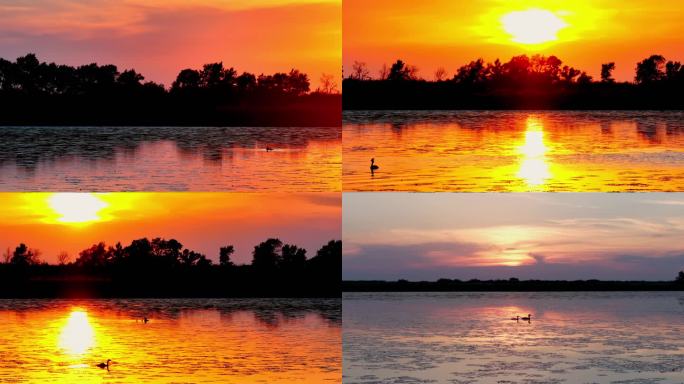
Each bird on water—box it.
[96,359,111,370]
[370,158,379,171]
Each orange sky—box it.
[343,0,683,82]
[0,0,340,88]
[0,193,340,265]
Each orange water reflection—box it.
[343,111,684,191]
[0,299,341,383]
[0,126,341,192]
[57,309,96,356]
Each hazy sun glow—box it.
[47,193,109,224]
[501,9,567,44]
[516,117,550,186]
[58,310,95,356]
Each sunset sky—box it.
[344,193,684,281]
[343,0,682,82]
[0,193,340,264]
[0,0,340,88]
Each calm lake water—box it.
[0,298,341,383]
[343,292,684,384]
[0,126,341,191]
[343,111,684,191]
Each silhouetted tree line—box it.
[0,238,341,298]
[344,274,684,292]
[0,54,340,126]
[344,54,684,109]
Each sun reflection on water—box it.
[58,309,95,356]
[517,117,551,186]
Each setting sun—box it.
[47,194,109,224]
[501,9,567,44]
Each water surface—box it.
[343,111,684,191]
[0,126,341,191]
[343,292,684,383]
[0,298,341,383]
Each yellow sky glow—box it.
[344,0,682,81]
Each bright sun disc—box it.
[47,193,108,224]
[58,310,95,356]
[501,9,567,44]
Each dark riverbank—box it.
[343,279,684,292]
[0,93,341,127]
[0,270,340,298]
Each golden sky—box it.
[0,0,341,88]
[343,0,683,82]
[0,193,340,264]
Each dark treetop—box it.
[0,54,340,126]
[0,239,341,298]
[343,54,684,110]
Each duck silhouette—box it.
[266,146,274,152]
[521,314,532,322]
[370,158,379,171]
[143,317,149,324]
[510,315,520,322]
[96,359,111,370]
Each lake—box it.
[343,111,684,191]
[343,291,684,384]
[0,298,341,383]
[0,126,341,191]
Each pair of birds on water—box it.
[511,314,533,322]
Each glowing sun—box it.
[47,193,109,224]
[501,9,567,44]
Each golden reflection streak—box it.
[517,117,551,186]
[58,309,95,356]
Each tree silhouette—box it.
[378,63,389,80]
[172,68,201,90]
[677,271,684,284]
[343,53,684,109]
[117,69,145,88]
[635,55,666,83]
[76,242,112,268]
[0,238,342,298]
[350,61,371,80]
[601,62,615,83]
[388,60,418,81]
[454,59,487,84]
[665,61,682,81]
[318,73,338,94]
[434,67,448,81]
[281,244,307,269]
[57,251,70,265]
[219,245,235,266]
[10,243,40,266]
[252,238,283,270]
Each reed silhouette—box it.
[0,54,340,126]
[344,54,684,109]
[0,239,341,298]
